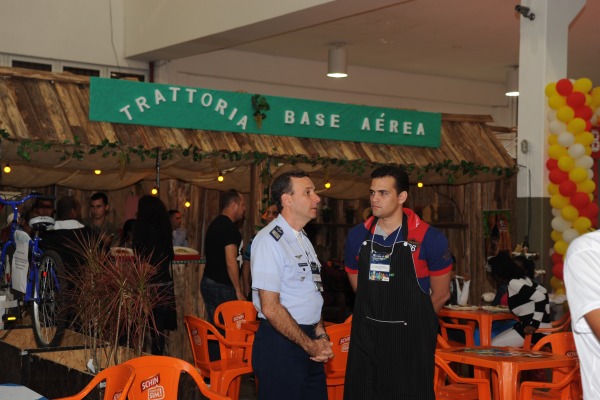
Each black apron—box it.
[344,216,438,399]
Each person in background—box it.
[449,272,471,306]
[201,189,246,325]
[251,170,333,400]
[33,197,55,218]
[343,165,452,400]
[132,195,176,355]
[488,250,552,347]
[169,209,188,247]
[241,202,279,299]
[84,192,118,249]
[564,229,600,398]
[119,218,136,248]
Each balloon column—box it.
[546,78,600,294]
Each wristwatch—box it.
[316,332,330,341]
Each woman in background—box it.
[132,195,176,355]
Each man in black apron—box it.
[343,166,453,399]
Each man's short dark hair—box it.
[168,210,180,217]
[56,196,80,221]
[271,171,309,212]
[90,192,108,205]
[34,198,54,209]
[371,165,409,195]
[220,189,242,212]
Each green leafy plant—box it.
[251,94,270,129]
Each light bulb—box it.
[417,182,424,188]
[324,181,331,189]
[184,201,191,208]
[217,174,224,182]
[3,164,11,174]
[94,169,102,175]
[151,187,158,195]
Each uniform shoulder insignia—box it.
[269,225,284,241]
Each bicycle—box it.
[0,191,66,347]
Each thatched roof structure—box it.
[0,67,515,198]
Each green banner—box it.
[89,78,441,147]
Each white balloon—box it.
[575,155,594,169]
[552,208,562,217]
[558,132,575,147]
[562,228,580,243]
[547,110,558,123]
[589,169,595,180]
[568,143,585,158]
[551,216,571,232]
[549,119,563,133]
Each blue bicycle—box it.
[0,192,65,347]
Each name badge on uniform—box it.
[311,262,324,292]
[369,251,391,282]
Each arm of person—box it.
[584,308,600,339]
[259,289,332,361]
[348,272,358,292]
[225,243,245,300]
[241,259,251,298]
[430,272,452,313]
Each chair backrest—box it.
[434,354,492,400]
[325,322,352,377]
[124,355,230,400]
[184,315,217,377]
[213,300,257,341]
[531,331,577,358]
[438,319,475,347]
[54,364,135,400]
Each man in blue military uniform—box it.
[251,170,333,400]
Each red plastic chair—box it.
[54,364,135,400]
[522,312,571,350]
[213,300,257,362]
[324,322,352,400]
[434,354,491,400]
[184,315,253,399]
[439,319,475,347]
[519,365,580,400]
[124,355,230,400]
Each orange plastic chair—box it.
[435,336,482,399]
[439,319,475,347]
[434,354,491,400]
[213,300,257,361]
[523,312,571,350]
[519,365,580,400]
[324,322,352,400]
[184,315,253,399]
[54,364,135,400]
[124,355,230,400]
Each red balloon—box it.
[552,262,564,280]
[575,106,594,121]
[556,79,573,96]
[559,180,577,197]
[551,252,563,265]
[546,159,558,171]
[567,92,586,108]
[549,169,569,184]
[585,120,592,131]
[581,202,599,219]
[571,192,591,209]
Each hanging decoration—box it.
[545,77,600,291]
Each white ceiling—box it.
[221,0,598,85]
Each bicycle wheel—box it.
[30,250,66,347]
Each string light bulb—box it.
[3,163,11,174]
[217,172,224,182]
[417,182,424,188]
[324,181,331,189]
[184,201,191,208]
[151,186,158,195]
[94,169,102,175]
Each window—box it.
[12,60,52,71]
[63,66,100,77]
[110,71,145,82]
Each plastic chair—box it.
[434,354,492,400]
[522,312,571,350]
[124,355,230,400]
[213,300,257,361]
[519,365,580,400]
[439,319,475,347]
[324,322,352,400]
[184,315,253,399]
[54,364,135,400]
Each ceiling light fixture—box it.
[327,43,348,78]
[505,66,519,97]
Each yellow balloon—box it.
[547,183,559,195]
[585,93,592,106]
[547,134,558,146]
[569,167,588,183]
[545,82,558,97]
[555,287,566,295]
[575,131,594,147]
[577,180,596,194]
[573,78,593,93]
[554,240,568,255]
[556,106,575,123]
[567,118,586,134]
[548,144,568,160]
[573,216,592,233]
[561,205,579,221]
[549,276,563,290]
[551,229,562,243]
[557,155,575,172]
[548,95,566,110]
[550,194,570,209]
